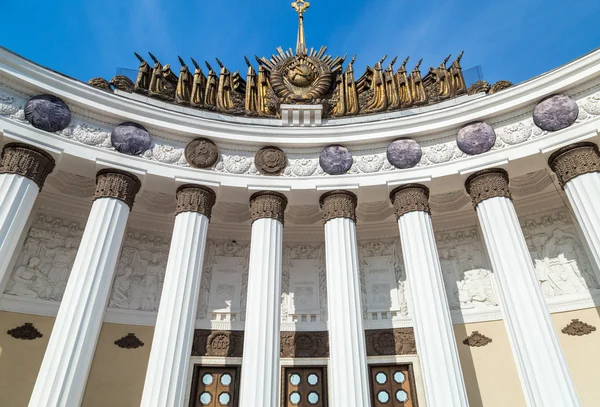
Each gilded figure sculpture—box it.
[396,56,413,107]
[364,56,389,113]
[175,56,192,104]
[429,54,453,99]
[385,56,400,110]
[148,53,178,99]
[409,59,427,105]
[215,59,234,112]
[345,55,359,115]
[134,52,151,94]
[204,62,218,108]
[257,65,276,117]
[245,56,258,115]
[450,51,467,95]
[190,58,207,107]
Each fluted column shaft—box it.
[466,169,580,407]
[320,191,370,407]
[549,142,600,280]
[29,169,141,407]
[140,185,216,407]
[0,143,55,282]
[390,185,469,407]
[239,191,287,407]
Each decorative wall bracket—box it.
[7,322,43,340]
[463,331,492,347]
[114,333,145,349]
[561,319,597,336]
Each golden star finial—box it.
[292,1,310,14]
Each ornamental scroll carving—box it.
[249,191,288,224]
[390,184,430,218]
[94,169,141,209]
[561,319,596,336]
[365,328,416,356]
[548,142,600,187]
[465,169,511,207]
[463,331,492,347]
[7,323,43,340]
[0,143,56,190]
[319,190,357,223]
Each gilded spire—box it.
[291,1,310,55]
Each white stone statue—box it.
[109,267,133,309]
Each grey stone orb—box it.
[533,95,579,132]
[457,122,496,155]
[387,138,422,169]
[111,122,152,156]
[320,145,353,175]
[24,95,71,132]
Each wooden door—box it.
[190,366,239,407]
[370,365,415,407]
[283,367,327,406]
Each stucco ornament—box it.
[25,94,71,132]
[424,142,456,164]
[222,154,253,174]
[111,122,152,155]
[254,146,287,175]
[533,94,579,132]
[149,144,184,165]
[579,93,600,116]
[0,91,22,116]
[289,157,318,176]
[319,145,353,175]
[185,137,219,169]
[456,122,496,155]
[496,121,533,145]
[356,154,384,173]
[59,122,112,148]
[387,138,422,169]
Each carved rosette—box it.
[175,184,216,218]
[7,323,43,340]
[319,190,357,224]
[249,191,288,224]
[548,142,600,188]
[185,137,219,169]
[93,169,141,210]
[463,331,492,347]
[389,184,430,219]
[465,169,512,207]
[0,143,56,190]
[114,333,144,349]
[254,146,287,175]
[561,319,596,336]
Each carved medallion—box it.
[25,94,71,132]
[111,122,152,156]
[463,331,492,347]
[365,328,416,356]
[207,331,236,357]
[457,122,496,155]
[270,55,333,103]
[561,319,596,336]
[255,146,287,175]
[7,323,43,340]
[185,138,219,169]
[387,138,422,169]
[114,333,144,349]
[533,94,579,132]
[192,330,244,357]
[280,332,329,358]
[319,145,353,175]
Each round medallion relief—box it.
[111,122,152,155]
[207,332,233,357]
[533,94,579,132]
[255,146,287,175]
[320,145,353,175]
[25,94,71,132]
[387,138,422,169]
[456,122,496,155]
[185,137,219,169]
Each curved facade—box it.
[1,43,600,407]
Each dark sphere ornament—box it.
[533,95,579,132]
[320,145,353,175]
[185,138,219,169]
[111,122,152,156]
[25,95,71,132]
[457,122,496,155]
[387,138,422,169]
[255,146,287,176]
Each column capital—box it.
[548,142,600,187]
[465,168,511,207]
[0,142,55,190]
[319,190,357,224]
[389,184,430,219]
[175,184,216,219]
[94,169,141,210]
[249,191,288,224]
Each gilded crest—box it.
[270,55,333,103]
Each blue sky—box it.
[2,0,599,86]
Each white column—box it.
[466,169,581,407]
[239,191,287,407]
[549,142,600,280]
[140,185,216,407]
[29,169,141,407]
[390,185,469,407]
[0,143,55,282]
[320,190,370,407]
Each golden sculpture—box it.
[396,56,413,107]
[190,58,206,107]
[429,54,453,99]
[215,59,234,112]
[364,57,388,113]
[175,56,192,104]
[257,65,275,117]
[292,1,310,55]
[148,53,178,99]
[204,62,218,108]
[409,59,427,105]
[450,51,467,95]
[134,53,151,93]
[245,57,258,115]
[385,57,400,110]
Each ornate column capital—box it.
[94,169,141,210]
[0,142,56,190]
[465,169,511,207]
[548,142,600,188]
[389,184,430,219]
[175,184,216,218]
[249,191,288,224]
[319,190,357,224]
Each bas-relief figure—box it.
[5,217,83,301]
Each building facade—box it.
[1,13,600,407]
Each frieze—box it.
[561,319,596,336]
[280,331,329,358]
[365,328,416,356]
[7,322,43,340]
